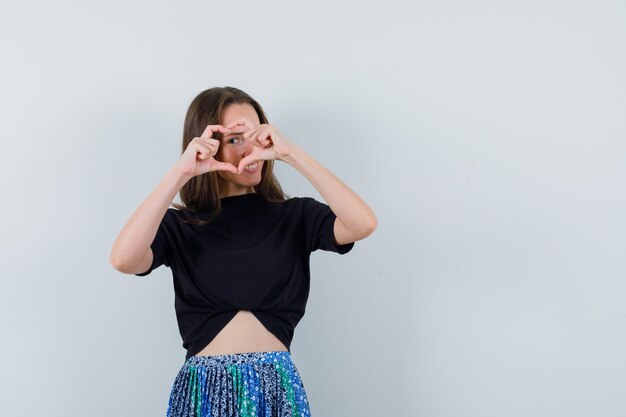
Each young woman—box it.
[110,86,377,416]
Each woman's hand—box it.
[225,119,297,173]
[173,124,239,180]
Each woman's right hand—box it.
[174,124,238,179]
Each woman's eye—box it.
[229,137,240,144]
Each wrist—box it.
[166,166,192,189]
[281,145,306,166]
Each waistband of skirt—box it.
[185,350,292,367]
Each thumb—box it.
[237,156,257,174]
[212,160,239,174]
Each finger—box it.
[238,148,271,172]
[200,124,230,139]
[228,119,258,139]
[194,138,216,150]
[206,144,218,156]
[225,128,250,137]
[244,125,263,140]
[241,126,258,142]
[201,138,219,151]
[237,154,258,174]
[195,142,212,159]
[257,129,272,147]
[212,160,239,174]
[225,118,254,131]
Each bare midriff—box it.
[195,310,289,356]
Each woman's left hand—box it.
[225,119,297,173]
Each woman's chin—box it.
[236,173,262,185]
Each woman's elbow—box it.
[364,216,377,236]
[357,215,377,239]
[109,251,128,272]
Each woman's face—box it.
[216,102,265,195]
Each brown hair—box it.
[171,86,289,225]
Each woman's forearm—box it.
[282,146,377,241]
[109,166,190,272]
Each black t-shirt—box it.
[134,192,355,359]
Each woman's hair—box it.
[171,86,288,225]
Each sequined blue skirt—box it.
[166,350,312,417]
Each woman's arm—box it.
[283,146,377,245]
[110,124,236,274]
[223,119,377,245]
[109,167,189,274]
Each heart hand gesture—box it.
[225,119,296,174]
[175,124,239,180]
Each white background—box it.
[1,1,625,416]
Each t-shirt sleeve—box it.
[134,210,173,276]
[301,197,355,254]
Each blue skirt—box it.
[166,350,312,417]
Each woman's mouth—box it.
[243,162,258,173]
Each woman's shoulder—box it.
[162,206,203,224]
[283,195,315,203]
[280,195,313,208]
